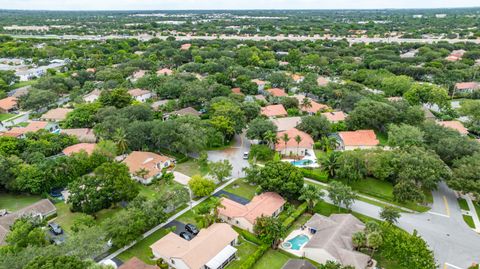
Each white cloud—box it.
[0,0,478,10]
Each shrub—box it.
[232,226,263,245]
[301,168,329,182]
[283,202,308,229]
[249,144,274,161]
[239,244,269,269]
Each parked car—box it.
[48,222,63,235]
[185,223,199,235]
[179,232,192,241]
[243,152,249,159]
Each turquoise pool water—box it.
[287,234,310,250]
[290,159,314,166]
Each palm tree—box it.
[294,135,302,160]
[321,152,339,178]
[113,128,128,155]
[263,130,278,150]
[134,168,149,179]
[299,184,324,213]
[320,136,339,152]
[301,97,312,110]
[281,133,290,156]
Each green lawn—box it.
[54,202,122,232]
[252,249,291,269]
[117,228,170,264]
[458,198,470,211]
[0,113,15,121]
[175,159,209,177]
[375,131,388,146]
[226,238,259,269]
[0,193,41,211]
[463,215,476,229]
[475,203,480,221]
[224,179,258,200]
[373,251,406,269]
[10,80,36,89]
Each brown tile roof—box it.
[128,88,151,97]
[0,97,18,111]
[251,79,266,86]
[118,257,159,269]
[123,151,173,179]
[62,143,96,156]
[41,108,73,121]
[321,111,347,122]
[156,68,173,76]
[317,76,329,87]
[60,128,96,143]
[180,43,192,50]
[338,130,379,146]
[150,223,238,269]
[132,70,147,79]
[231,88,244,95]
[438,121,469,135]
[261,104,288,117]
[219,192,286,224]
[291,74,304,82]
[267,88,288,97]
[171,107,201,117]
[276,128,314,150]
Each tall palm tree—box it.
[320,136,339,152]
[301,97,312,110]
[281,133,290,156]
[321,152,339,178]
[263,130,278,150]
[113,128,128,155]
[299,184,324,213]
[294,135,302,160]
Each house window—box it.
[236,220,239,224]
[171,260,175,264]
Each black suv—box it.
[185,223,199,235]
[179,232,192,241]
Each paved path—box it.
[207,133,251,178]
[99,177,237,264]
[464,194,480,233]
[308,179,480,269]
[11,34,480,44]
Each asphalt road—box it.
[207,133,251,179]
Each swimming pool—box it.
[286,234,310,250]
[290,159,314,166]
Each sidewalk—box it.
[463,194,480,233]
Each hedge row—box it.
[233,226,264,245]
[239,244,269,269]
[283,202,308,229]
[301,168,329,183]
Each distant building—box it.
[128,89,152,103]
[123,151,173,184]
[261,104,288,118]
[251,79,266,93]
[437,121,469,135]
[180,43,192,50]
[83,89,102,103]
[0,97,18,113]
[271,116,302,131]
[163,107,201,120]
[454,82,480,93]
[1,121,58,138]
[276,128,314,156]
[336,130,379,150]
[62,143,97,156]
[266,88,288,97]
[40,108,73,122]
[321,111,347,123]
[129,70,147,82]
[156,68,173,76]
[60,128,97,143]
[118,257,159,269]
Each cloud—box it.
[0,0,478,10]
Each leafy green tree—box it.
[387,124,424,148]
[346,99,397,132]
[63,102,101,128]
[18,89,57,110]
[257,161,304,199]
[246,118,278,141]
[299,184,324,213]
[99,88,132,108]
[366,231,383,256]
[450,153,480,200]
[380,206,401,225]
[297,115,331,139]
[209,97,246,134]
[6,218,48,248]
[352,231,366,250]
[321,152,339,178]
[336,151,367,183]
[208,160,233,183]
[327,181,357,211]
[380,75,413,97]
[318,261,355,269]
[404,83,449,110]
[188,175,216,197]
[253,216,285,248]
[24,255,92,269]
[393,180,425,203]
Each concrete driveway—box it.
[207,133,251,178]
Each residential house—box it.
[123,151,173,184]
[118,257,159,269]
[86,68,96,73]
[157,68,173,76]
[0,199,56,245]
[294,95,329,115]
[1,121,58,138]
[437,120,469,135]
[128,89,153,103]
[336,130,379,150]
[151,99,171,111]
[231,88,244,96]
[322,111,347,123]
[454,82,480,93]
[62,143,97,156]
[266,88,288,98]
[0,97,18,113]
[291,74,305,83]
[261,104,288,118]
[180,43,192,50]
[276,128,314,157]
[60,128,97,143]
[282,259,316,269]
[83,89,102,103]
[301,214,371,269]
[163,107,201,120]
[445,49,466,62]
[150,223,238,269]
[317,76,329,87]
[40,108,73,122]
[251,79,266,93]
[218,192,286,233]
[130,70,147,82]
[271,117,302,131]
[8,85,31,98]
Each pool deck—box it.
[280,229,313,257]
[283,154,319,168]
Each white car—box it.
[243,152,249,159]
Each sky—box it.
[0,0,478,11]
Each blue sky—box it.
[0,0,478,10]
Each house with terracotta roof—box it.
[231,88,244,96]
[437,120,469,135]
[336,130,379,150]
[180,43,192,50]
[251,79,266,92]
[299,214,371,269]
[454,82,480,93]
[317,76,329,87]
[271,117,302,131]
[291,74,305,83]
[322,111,347,123]
[150,223,238,269]
[261,104,288,118]
[40,108,73,122]
[83,89,101,103]
[62,143,96,156]
[118,257,159,269]
[60,128,97,143]
[129,70,148,82]
[445,50,466,62]
[295,95,329,115]
[218,192,286,232]
[0,97,18,113]
[157,68,173,76]
[266,88,288,97]
[0,199,56,245]
[276,128,314,157]
[123,151,174,184]
[128,89,153,103]
[86,68,96,73]
[1,121,58,138]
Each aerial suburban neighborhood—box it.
[0,1,480,269]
